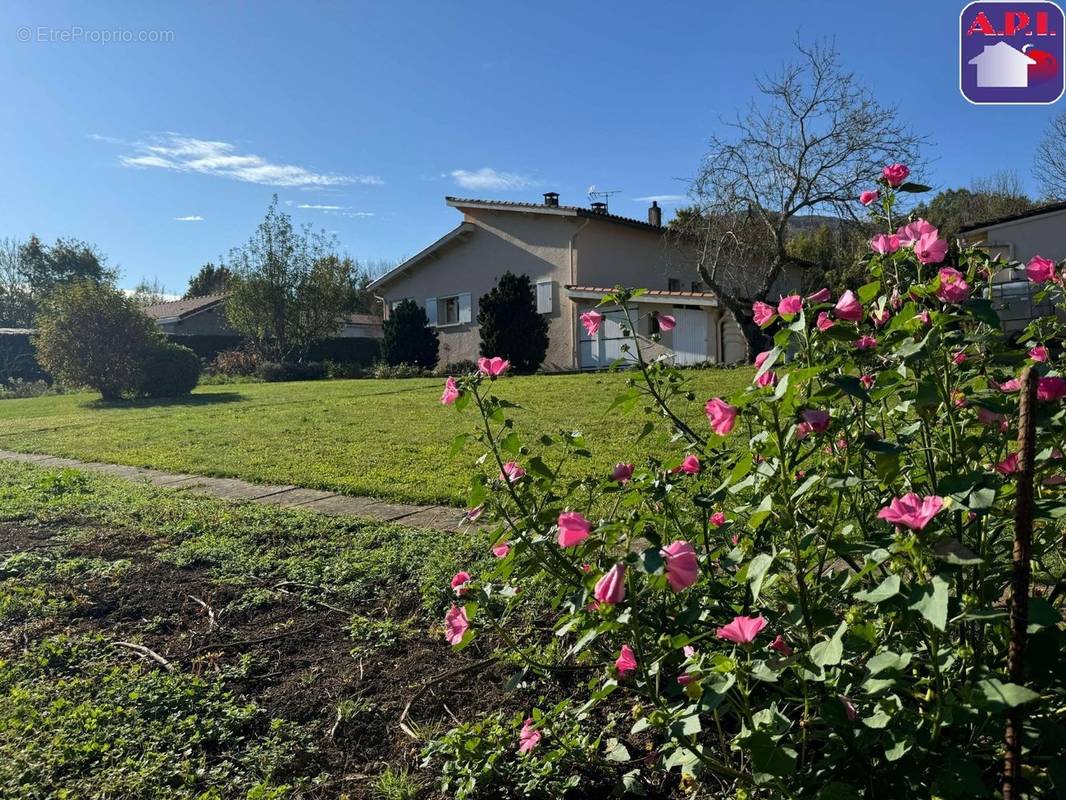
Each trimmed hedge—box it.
[164,335,381,366]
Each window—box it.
[536,281,554,314]
[667,278,682,291]
[438,296,460,325]
[425,293,472,327]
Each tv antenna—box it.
[587,185,622,212]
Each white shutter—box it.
[536,280,553,314]
[458,293,472,324]
[425,296,438,326]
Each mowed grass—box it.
[0,369,752,506]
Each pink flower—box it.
[581,310,603,336]
[612,462,634,483]
[936,268,969,303]
[834,290,863,322]
[518,719,542,754]
[915,233,949,266]
[709,511,726,527]
[450,571,472,595]
[444,605,469,645]
[500,462,526,483]
[801,409,831,433]
[1030,346,1049,363]
[1026,255,1057,284]
[752,301,776,327]
[855,335,878,350]
[770,635,793,656]
[683,645,696,658]
[870,234,901,255]
[859,189,880,206]
[877,493,944,531]
[839,695,858,722]
[661,540,699,592]
[465,505,484,522]
[615,644,638,678]
[860,374,876,390]
[717,614,768,645]
[916,310,931,326]
[594,563,626,605]
[705,398,739,435]
[795,422,814,440]
[952,350,967,365]
[678,454,701,475]
[478,356,510,377]
[677,673,695,686]
[557,511,592,547]
[871,308,891,328]
[816,311,834,332]
[977,407,1008,431]
[1000,378,1022,393]
[492,542,511,558]
[778,294,802,318]
[754,349,773,370]
[897,219,938,245]
[995,453,1019,475]
[1038,377,1066,402]
[882,163,910,187]
[441,376,460,405]
[755,370,777,388]
[658,314,676,331]
[807,287,832,303]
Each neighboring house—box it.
[143,295,383,339]
[368,193,756,370]
[960,201,1066,332]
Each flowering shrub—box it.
[432,170,1066,798]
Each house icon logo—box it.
[960,2,1065,104]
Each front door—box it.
[671,308,708,365]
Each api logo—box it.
[960,1,1065,104]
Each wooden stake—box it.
[1003,365,1037,800]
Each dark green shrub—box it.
[256,361,327,382]
[134,341,201,398]
[477,272,548,373]
[382,300,438,368]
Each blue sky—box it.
[1,1,1062,292]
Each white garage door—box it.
[671,308,709,365]
[579,308,630,369]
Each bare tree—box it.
[129,276,173,308]
[1035,110,1066,200]
[674,40,924,357]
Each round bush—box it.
[135,341,201,398]
[255,361,326,382]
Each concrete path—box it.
[0,449,467,531]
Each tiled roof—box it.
[144,293,227,320]
[959,200,1066,233]
[446,197,665,233]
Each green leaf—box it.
[909,574,949,631]
[680,714,702,736]
[857,280,882,303]
[867,650,911,675]
[746,553,774,603]
[747,495,774,530]
[448,433,470,456]
[525,456,554,480]
[974,678,1040,709]
[855,574,901,604]
[810,622,846,668]
[896,182,931,193]
[964,297,1000,328]
[499,432,521,455]
[605,738,631,762]
[743,731,797,783]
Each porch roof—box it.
[565,285,718,308]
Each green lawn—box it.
[0,369,752,506]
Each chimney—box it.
[648,200,662,227]
[543,192,559,207]
[590,201,608,214]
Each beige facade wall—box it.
[970,212,1066,280]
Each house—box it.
[144,295,384,339]
[960,201,1066,331]
[367,193,753,370]
[968,42,1036,88]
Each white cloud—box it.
[284,200,375,218]
[450,168,535,192]
[98,133,382,188]
[174,215,204,222]
[632,194,686,204]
